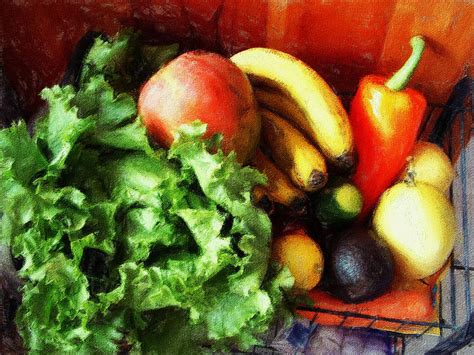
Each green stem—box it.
[385,35,426,91]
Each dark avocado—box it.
[328,227,394,303]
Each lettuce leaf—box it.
[0,121,47,185]
[0,31,293,353]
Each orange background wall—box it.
[1,0,472,115]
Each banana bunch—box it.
[231,48,354,211]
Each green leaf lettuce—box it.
[0,31,293,354]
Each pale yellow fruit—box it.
[272,232,324,290]
[373,181,456,280]
[400,141,455,193]
[231,48,354,171]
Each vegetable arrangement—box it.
[1,28,459,352]
[0,32,293,353]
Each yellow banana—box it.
[231,48,354,170]
[252,149,308,212]
[254,86,312,137]
[259,108,328,192]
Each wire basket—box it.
[250,77,473,354]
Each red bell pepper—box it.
[350,36,427,220]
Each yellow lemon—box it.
[400,141,455,193]
[272,231,324,290]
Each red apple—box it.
[138,50,260,163]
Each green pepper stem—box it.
[385,36,426,91]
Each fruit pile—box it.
[138,36,457,324]
[231,38,457,308]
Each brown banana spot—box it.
[334,151,357,173]
[308,170,328,191]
